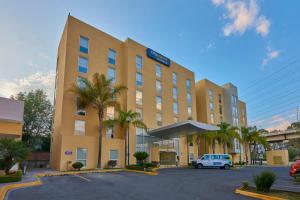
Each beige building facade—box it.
[51,15,248,170]
[195,79,249,163]
[0,97,24,139]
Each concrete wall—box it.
[266,150,289,166]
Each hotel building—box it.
[50,15,248,170]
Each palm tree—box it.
[205,131,218,154]
[116,109,147,166]
[69,73,127,168]
[241,127,251,164]
[247,127,268,165]
[216,122,240,154]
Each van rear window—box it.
[220,155,230,159]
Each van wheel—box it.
[223,164,229,170]
[197,164,203,169]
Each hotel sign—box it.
[146,48,171,67]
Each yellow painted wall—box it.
[51,15,197,170]
[0,121,22,138]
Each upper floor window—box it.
[136,108,143,120]
[208,89,213,100]
[108,67,116,83]
[188,106,192,116]
[231,95,238,106]
[77,77,85,89]
[173,87,178,101]
[209,102,214,111]
[210,113,214,124]
[106,106,114,119]
[173,102,178,115]
[172,72,177,85]
[156,80,162,95]
[108,49,116,65]
[218,94,222,103]
[156,113,162,126]
[78,57,88,73]
[156,64,162,78]
[187,92,192,106]
[136,90,143,106]
[136,72,143,86]
[156,96,162,111]
[79,36,89,54]
[136,55,142,73]
[75,120,85,135]
[186,79,191,91]
[106,128,113,139]
[136,127,144,136]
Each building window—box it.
[187,92,192,106]
[108,67,116,83]
[136,127,143,136]
[156,113,162,126]
[219,105,222,114]
[110,150,118,161]
[108,49,116,65]
[76,148,87,167]
[79,36,89,54]
[136,72,143,86]
[77,77,85,89]
[136,108,143,119]
[219,94,222,103]
[106,128,113,139]
[208,89,213,100]
[76,98,86,116]
[78,57,88,73]
[173,87,178,101]
[209,102,214,111]
[156,64,162,78]
[156,80,162,95]
[156,96,162,111]
[174,116,179,123]
[136,55,142,73]
[75,120,85,135]
[136,90,143,105]
[106,106,114,119]
[188,106,192,116]
[172,72,177,85]
[173,102,178,115]
[186,79,191,91]
[210,113,214,124]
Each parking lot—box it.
[7,166,299,200]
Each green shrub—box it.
[288,146,298,161]
[151,161,159,167]
[241,181,249,190]
[254,171,276,192]
[143,162,153,168]
[72,162,84,170]
[133,151,149,164]
[0,170,22,183]
[107,160,117,168]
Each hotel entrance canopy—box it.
[147,120,219,140]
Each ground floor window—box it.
[110,150,118,161]
[76,148,87,167]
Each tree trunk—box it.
[245,142,248,164]
[212,141,215,154]
[127,127,130,165]
[97,111,104,168]
[223,143,226,154]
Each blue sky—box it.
[0,0,299,130]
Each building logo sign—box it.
[65,150,72,155]
[146,48,171,67]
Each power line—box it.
[240,58,300,94]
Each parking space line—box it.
[72,174,91,182]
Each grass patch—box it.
[242,186,300,200]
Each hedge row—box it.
[0,175,22,183]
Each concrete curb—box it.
[0,168,158,200]
[235,188,287,200]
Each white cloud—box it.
[0,71,55,101]
[212,0,271,37]
[261,46,280,68]
[265,115,291,132]
[212,0,225,6]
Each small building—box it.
[0,97,24,139]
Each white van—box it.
[195,154,233,169]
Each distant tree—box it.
[287,122,300,130]
[11,89,53,151]
[258,129,269,134]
